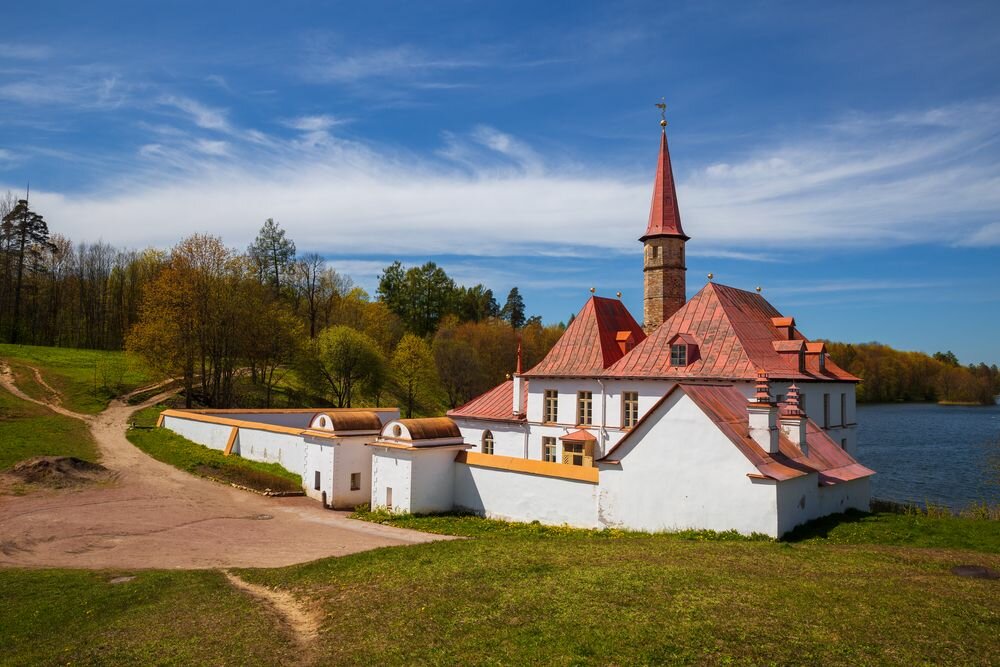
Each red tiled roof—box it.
[603,282,859,382]
[640,130,688,241]
[600,383,873,484]
[447,380,527,422]
[523,296,645,377]
[560,429,597,442]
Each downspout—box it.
[523,421,529,459]
[597,378,607,457]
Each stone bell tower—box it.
[640,119,688,333]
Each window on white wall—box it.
[482,430,494,455]
[622,392,639,428]
[314,470,321,490]
[543,390,558,423]
[542,437,557,462]
[840,393,847,426]
[350,473,361,490]
[823,393,831,429]
[577,391,593,425]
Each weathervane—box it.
[655,97,667,128]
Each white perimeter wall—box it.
[454,464,599,528]
[597,391,780,537]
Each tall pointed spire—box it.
[641,109,689,332]
[640,127,688,241]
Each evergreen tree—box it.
[501,287,526,329]
[248,218,296,296]
[2,199,55,343]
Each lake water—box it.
[856,401,1000,509]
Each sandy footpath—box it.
[0,366,448,570]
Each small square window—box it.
[314,470,321,491]
[350,472,361,491]
[670,344,687,366]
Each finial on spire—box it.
[589,287,596,294]
[515,338,523,375]
[655,97,667,129]
[755,286,762,293]
[707,272,714,282]
[616,291,622,299]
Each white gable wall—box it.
[597,391,780,537]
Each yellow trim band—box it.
[457,451,599,483]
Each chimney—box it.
[747,370,780,454]
[780,383,808,455]
[512,340,524,416]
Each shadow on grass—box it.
[781,509,871,543]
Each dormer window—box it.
[667,333,698,367]
[670,344,687,366]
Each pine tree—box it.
[501,287,526,329]
[2,199,55,343]
[248,218,296,296]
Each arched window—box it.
[482,430,494,455]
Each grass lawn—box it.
[0,512,997,665]
[0,569,296,666]
[228,512,999,666]
[0,389,97,471]
[127,405,302,492]
[0,344,159,414]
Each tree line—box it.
[0,195,563,414]
[825,342,1000,405]
[5,194,996,411]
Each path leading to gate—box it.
[0,364,449,570]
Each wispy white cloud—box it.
[0,43,52,61]
[10,100,1000,258]
[302,43,481,84]
[157,95,230,131]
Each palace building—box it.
[161,121,873,537]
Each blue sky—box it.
[2,1,999,363]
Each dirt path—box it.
[0,365,449,569]
[224,571,322,658]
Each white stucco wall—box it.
[453,463,599,528]
[371,448,413,512]
[775,474,872,535]
[410,450,460,513]
[457,420,526,458]
[162,415,234,451]
[597,391,780,536]
[331,438,372,509]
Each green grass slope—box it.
[0,389,97,470]
[0,569,296,666]
[0,344,158,414]
[127,405,301,492]
[232,513,999,666]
